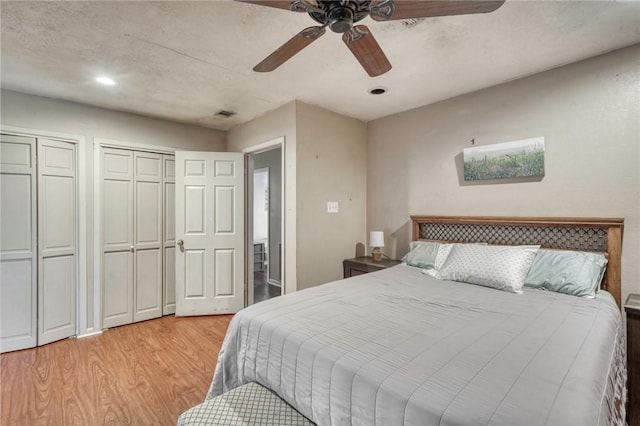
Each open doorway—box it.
[248,145,283,304]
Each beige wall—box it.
[367,45,640,303]
[1,89,226,334]
[228,101,367,292]
[1,90,225,150]
[227,102,298,293]
[296,102,367,289]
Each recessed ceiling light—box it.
[368,87,387,95]
[95,76,116,86]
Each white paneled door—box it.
[102,147,172,329]
[0,135,37,352]
[37,139,76,346]
[1,135,78,353]
[102,148,134,328]
[163,155,176,315]
[175,152,244,316]
[133,151,162,322]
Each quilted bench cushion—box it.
[178,382,314,426]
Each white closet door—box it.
[133,151,162,322]
[0,135,37,353]
[162,154,176,315]
[37,138,76,346]
[102,148,134,328]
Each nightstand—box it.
[626,294,640,425]
[343,257,401,278]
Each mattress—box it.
[208,264,626,426]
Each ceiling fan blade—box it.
[370,0,505,21]
[342,25,392,77]
[234,1,294,11]
[254,26,326,72]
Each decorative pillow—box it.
[435,244,540,293]
[401,241,440,269]
[524,249,607,298]
[421,242,488,278]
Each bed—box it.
[207,216,626,425]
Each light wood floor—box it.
[0,314,232,426]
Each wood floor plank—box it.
[1,315,232,426]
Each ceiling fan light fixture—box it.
[328,6,354,33]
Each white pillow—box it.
[435,244,540,293]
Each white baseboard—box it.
[77,330,103,339]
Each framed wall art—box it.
[463,137,545,181]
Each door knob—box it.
[130,246,135,252]
[177,239,184,247]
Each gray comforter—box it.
[208,265,626,426]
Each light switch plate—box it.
[327,201,339,213]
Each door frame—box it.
[243,138,286,305]
[249,166,270,305]
[0,124,87,337]
[93,138,177,331]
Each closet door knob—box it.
[130,246,135,252]
[177,239,184,247]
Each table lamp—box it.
[369,231,384,262]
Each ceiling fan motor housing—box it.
[309,1,372,33]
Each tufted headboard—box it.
[411,216,624,307]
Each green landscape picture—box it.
[463,137,545,181]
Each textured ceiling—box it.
[1,0,639,131]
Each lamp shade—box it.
[369,231,384,247]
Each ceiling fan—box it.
[236,0,506,77]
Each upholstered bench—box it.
[177,382,314,425]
